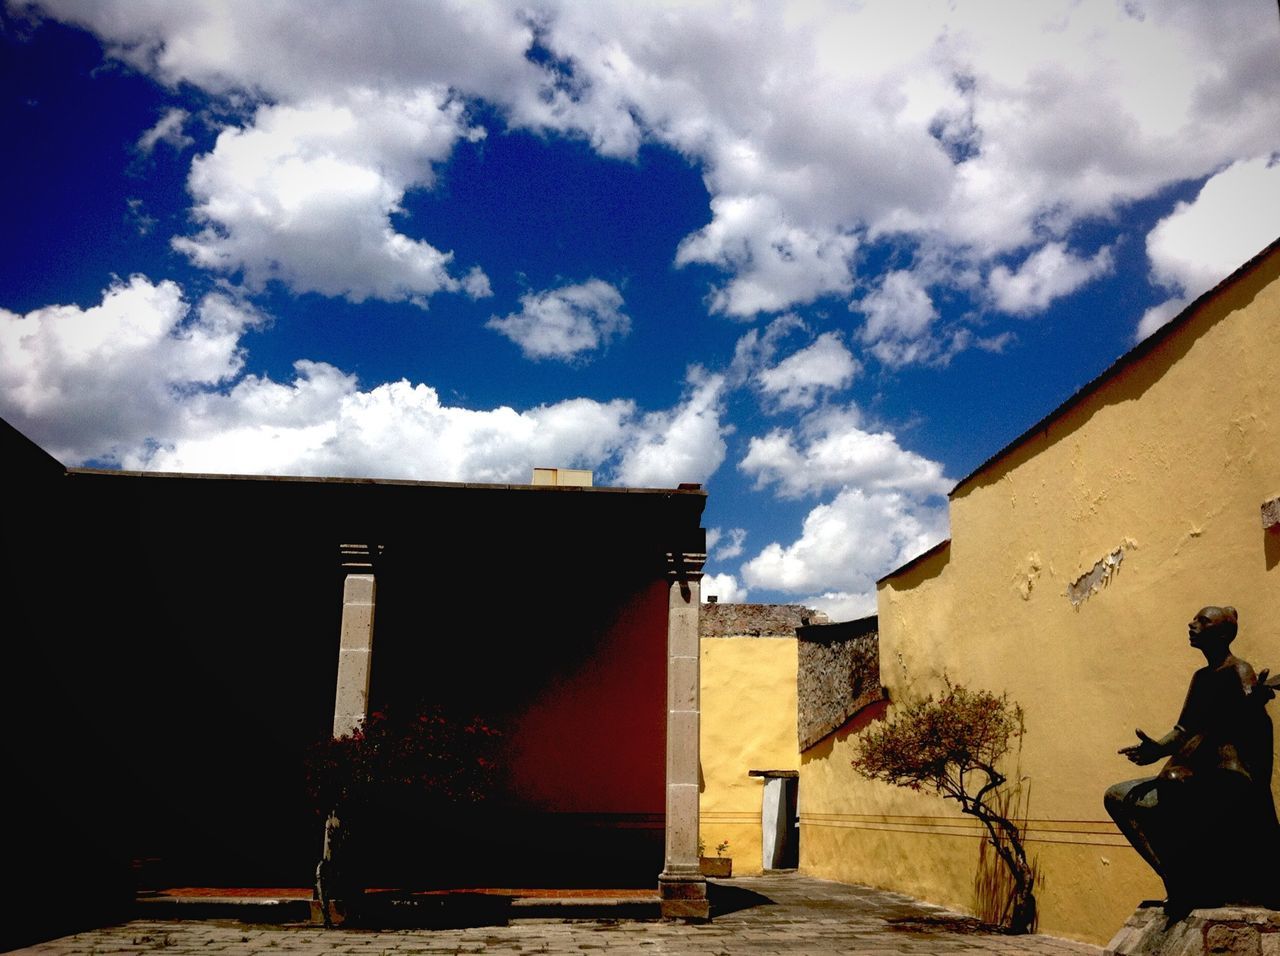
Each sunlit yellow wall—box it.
[700,636,798,875]
[801,245,1280,945]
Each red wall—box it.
[506,580,667,814]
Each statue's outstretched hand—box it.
[1253,668,1278,705]
[1119,728,1164,765]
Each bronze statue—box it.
[1105,606,1279,914]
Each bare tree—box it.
[851,681,1037,933]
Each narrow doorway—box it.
[753,770,799,870]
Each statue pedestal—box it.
[1106,902,1280,956]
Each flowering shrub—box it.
[304,704,501,922]
[305,705,501,821]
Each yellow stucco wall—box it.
[800,244,1280,944]
[700,636,798,875]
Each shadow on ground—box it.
[886,914,1005,935]
[323,882,777,929]
[707,881,776,917]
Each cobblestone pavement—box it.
[14,874,1104,955]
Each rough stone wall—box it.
[700,602,829,638]
[796,616,882,752]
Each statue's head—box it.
[1188,605,1237,650]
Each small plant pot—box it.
[699,856,732,878]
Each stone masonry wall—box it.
[796,616,882,752]
[700,602,829,638]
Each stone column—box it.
[332,543,383,739]
[659,538,709,919]
[316,543,383,925]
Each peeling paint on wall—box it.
[1066,546,1126,607]
[1015,552,1042,601]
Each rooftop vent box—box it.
[532,467,593,487]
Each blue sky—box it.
[2,1,1278,617]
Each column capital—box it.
[665,550,706,582]
[339,543,384,573]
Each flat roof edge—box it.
[64,466,707,496]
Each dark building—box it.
[5,418,711,947]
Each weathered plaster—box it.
[1066,545,1126,607]
[699,611,809,877]
[804,242,1280,945]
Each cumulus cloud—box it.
[140,372,639,482]
[1138,154,1280,339]
[756,332,859,410]
[172,90,491,304]
[988,242,1114,316]
[544,0,1280,311]
[0,277,722,487]
[713,527,747,562]
[0,276,264,463]
[24,0,1277,319]
[613,371,728,488]
[855,270,940,367]
[675,196,859,317]
[737,401,951,611]
[487,279,630,361]
[1135,297,1188,342]
[741,486,948,603]
[801,590,878,623]
[727,314,804,384]
[701,572,748,605]
[137,107,194,153]
[741,405,951,500]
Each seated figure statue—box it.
[1105,606,1279,915]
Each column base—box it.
[658,871,709,920]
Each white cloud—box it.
[988,242,1114,316]
[171,90,491,305]
[0,276,263,464]
[741,486,948,604]
[801,591,878,623]
[713,527,747,562]
[1139,154,1280,338]
[741,405,951,500]
[126,197,157,236]
[0,277,722,488]
[487,279,630,361]
[727,314,805,385]
[137,107,194,153]
[544,0,1280,312]
[757,332,859,410]
[27,0,1277,319]
[613,371,729,489]
[142,371,639,482]
[1135,297,1188,342]
[702,572,748,605]
[675,195,859,317]
[855,270,940,367]
[737,402,951,610]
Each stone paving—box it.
[14,874,1104,955]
